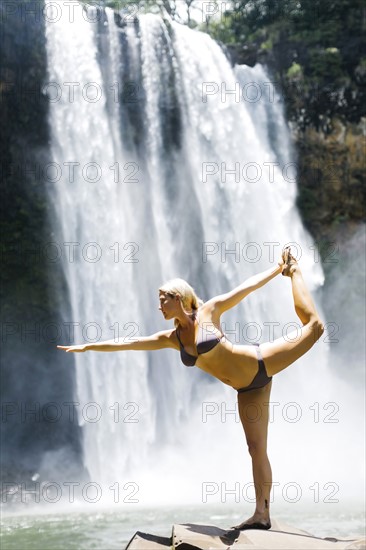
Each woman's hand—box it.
[278,254,285,270]
[278,246,291,271]
[57,344,87,353]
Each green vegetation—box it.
[287,62,302,79]
[205,0,366,132]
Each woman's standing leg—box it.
[233,380,272,529]
[232,252,324,529]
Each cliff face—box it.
[0,0,83,481]
[295,121,365,252]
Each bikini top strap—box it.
[175,327,184,347]
[176,311,198,343]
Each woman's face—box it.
[159,292,178,319]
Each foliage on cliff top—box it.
[206,0,366,131]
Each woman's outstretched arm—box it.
[207,260,284,316]
[57,329,177,353]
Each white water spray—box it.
[45,1,363,507]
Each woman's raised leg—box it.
[261,254,324,376]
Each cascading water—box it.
[44,1,363,506]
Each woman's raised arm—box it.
[57,329,177,353]
[206,260,284,316]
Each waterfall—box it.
[44,1,363,506]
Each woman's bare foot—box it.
[281,246,298,277]
[231,513,271,531]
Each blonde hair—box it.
[159,278,204,327]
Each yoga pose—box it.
[58,247,324,530]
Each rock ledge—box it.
[125,519,365,550]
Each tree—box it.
[82,0,218,26]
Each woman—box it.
[58,247,324,530]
